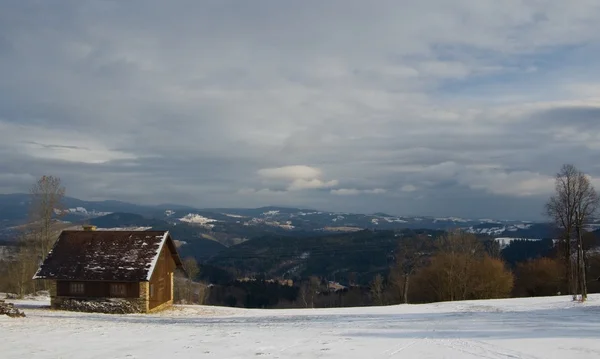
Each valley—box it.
[0,193,574,288]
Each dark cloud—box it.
[23,142,91,151]
[531,106,600,129]
[2,1,600,220]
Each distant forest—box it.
[171,229,600,309]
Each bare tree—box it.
[28,175,66,264]
[181,257,200,303]
[545,164,598,302]
[411,232,512,303]
[298,276,320,308]
[6,175,67,294]
[545,164,578,298]
[572,171,599,301]
[8,243,39,297]
[514,257,565,297]
[389,236,430,304]
[370,274,385,306]
[433,230,482,301]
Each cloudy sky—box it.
[2,1,600,220]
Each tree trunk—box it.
[577,228,587,301]
[582,247,588,301]
[580,244,587,301]
[186,279,193,303]
[402,274,410,304]
[565,236,575,299]
[575,239,581,300]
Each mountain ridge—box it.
[0,193,539,224]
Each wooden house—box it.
[33,228,183,313]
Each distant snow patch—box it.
[55,207,112,217]
[382,217,408,223]
[434,217,469,223]
[179,214,217,225]
[262,210,280,216]
[495,237,542,248]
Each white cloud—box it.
[0,122,136,164]
[460,170,556,197]
[257,165,322,180]
[256,165,339,192]
[400,185,418,193]
[365,188,387,194]
[331,188,386,196]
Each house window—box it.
[110,283,127,297]
[70,282,84,295]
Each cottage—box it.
[33,228,183,313]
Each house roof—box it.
[33,230,183,282]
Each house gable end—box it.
[145,231,169,281]
[144,232,184,281]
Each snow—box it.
[179,213,217,225]
[478,218,502,224]
[495,237,542,248]
[383,217,409,223]
[513,223,533,230]
[434,217,470,223]
[245,218,295,229]
[2,295,600,358]
[468,226,507,236]
[56,207,112,217]
[468,223,535,236]
[144,232,169,281]
[263,210,280,216]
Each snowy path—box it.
[2,295,600,358]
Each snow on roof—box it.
[33,230,182,282]
[144,231,169,281]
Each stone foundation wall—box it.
[48,281,164,314]
[51,296,146,314]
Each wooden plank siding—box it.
[148,242,176,310]
[54,241,175,311]
[56,280,140,298]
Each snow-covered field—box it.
[2,295,600,358]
